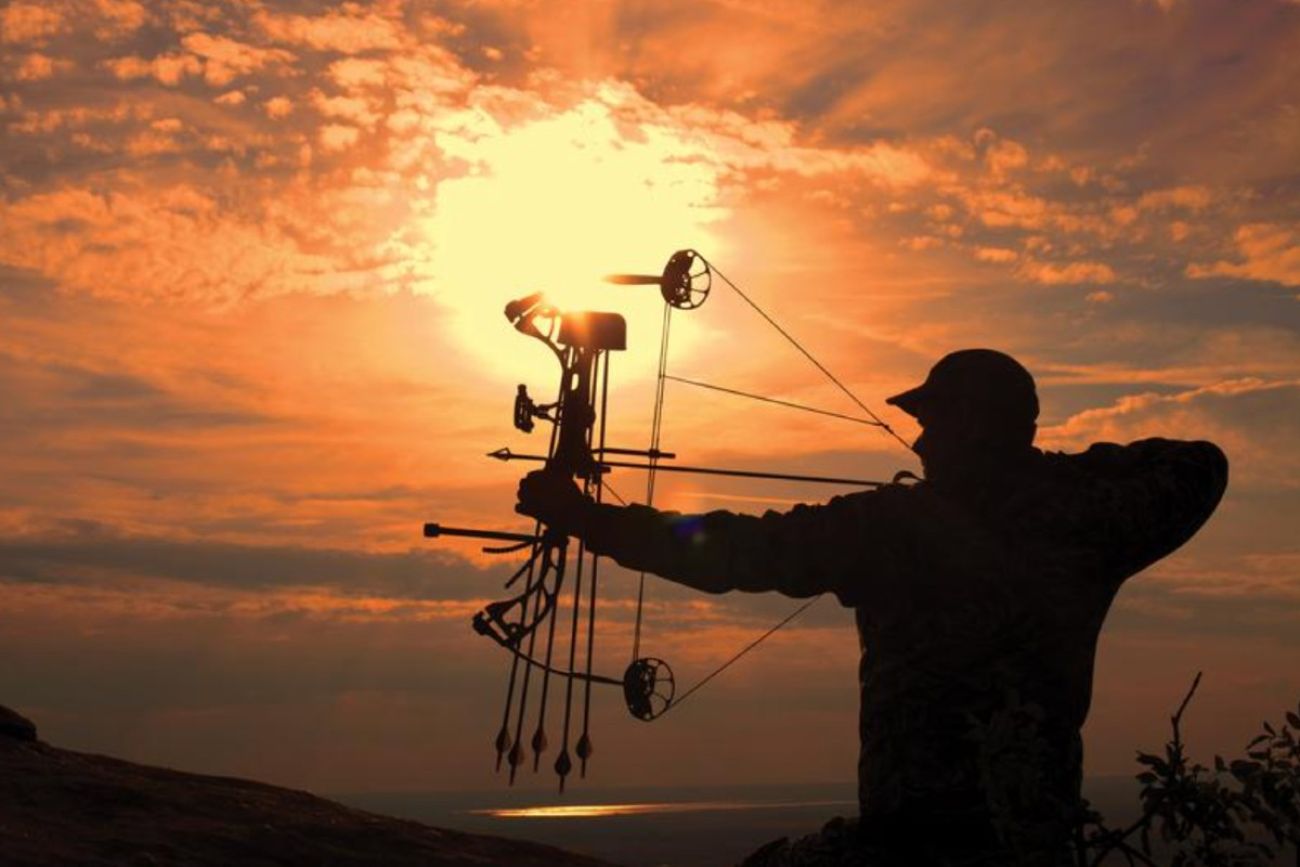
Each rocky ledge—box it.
[0,704,618,867]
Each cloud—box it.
[102,53,202,86]
[262,95,293,118]
[1019,260,1117,285]
[975,246,1018,264]
[309,89,380,127]
[1137,185,1213,213]
[90,0,148,39]
[1188,223,1300,287]
[179,32,295,86]
[98,34,293,88]
[961,188,1052,230]
[1144,552,1300,603]
[0,525,495,601]
[1041,377,1300,490]
[975,128,1029,178]
[252,7,405,54]
[1,3,64,44]
[318,122,360,151]
[0,184,373,304]
[13,52,63,81]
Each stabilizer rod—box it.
[423,524,539,543]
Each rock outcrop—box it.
[0,704,618,867]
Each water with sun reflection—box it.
[338,779,1141,867]
[471,798,854,819]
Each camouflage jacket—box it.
[582,438,1229,825]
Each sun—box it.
[416,86,729,387]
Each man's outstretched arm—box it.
[516,469,920,605]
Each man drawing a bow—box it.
[517,348,1228,865]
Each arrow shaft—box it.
[494,452,884,487]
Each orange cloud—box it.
[1040,377,1300,489]
[1188,223,1300,287]
[179,32,295,86]
[1138,185,1213,213]
[1,2,64,44]
[1018,259,1117,285]
[91,0,148,37]
[309,89,381,127]
[102,53,202,85]
[13,52,62,81]
[318,122,360,151]
[252,6,405,54]
[974,246,1018,264]
[262,95,293,118]
[0,184,366,304]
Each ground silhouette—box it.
[0,704,618,867]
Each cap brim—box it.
[885,385,930,418]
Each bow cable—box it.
[662,374,887,427]
[708,261,916,455]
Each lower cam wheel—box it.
[622,657,675,721]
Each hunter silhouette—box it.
[517,349,1228,865]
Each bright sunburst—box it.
[419,85,728,385]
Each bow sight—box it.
[424,249,898,791]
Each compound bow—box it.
[424,250,914,790]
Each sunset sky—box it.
[1,0,1298,799]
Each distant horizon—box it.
[334,779,1157,867]
[328,772,1149,799]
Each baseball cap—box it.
[886,349,1039,423]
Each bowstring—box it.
[631,300,673,663]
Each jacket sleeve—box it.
[579,483,925,605]
[1070,438,1229,578]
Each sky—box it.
[1,0,1298,800]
